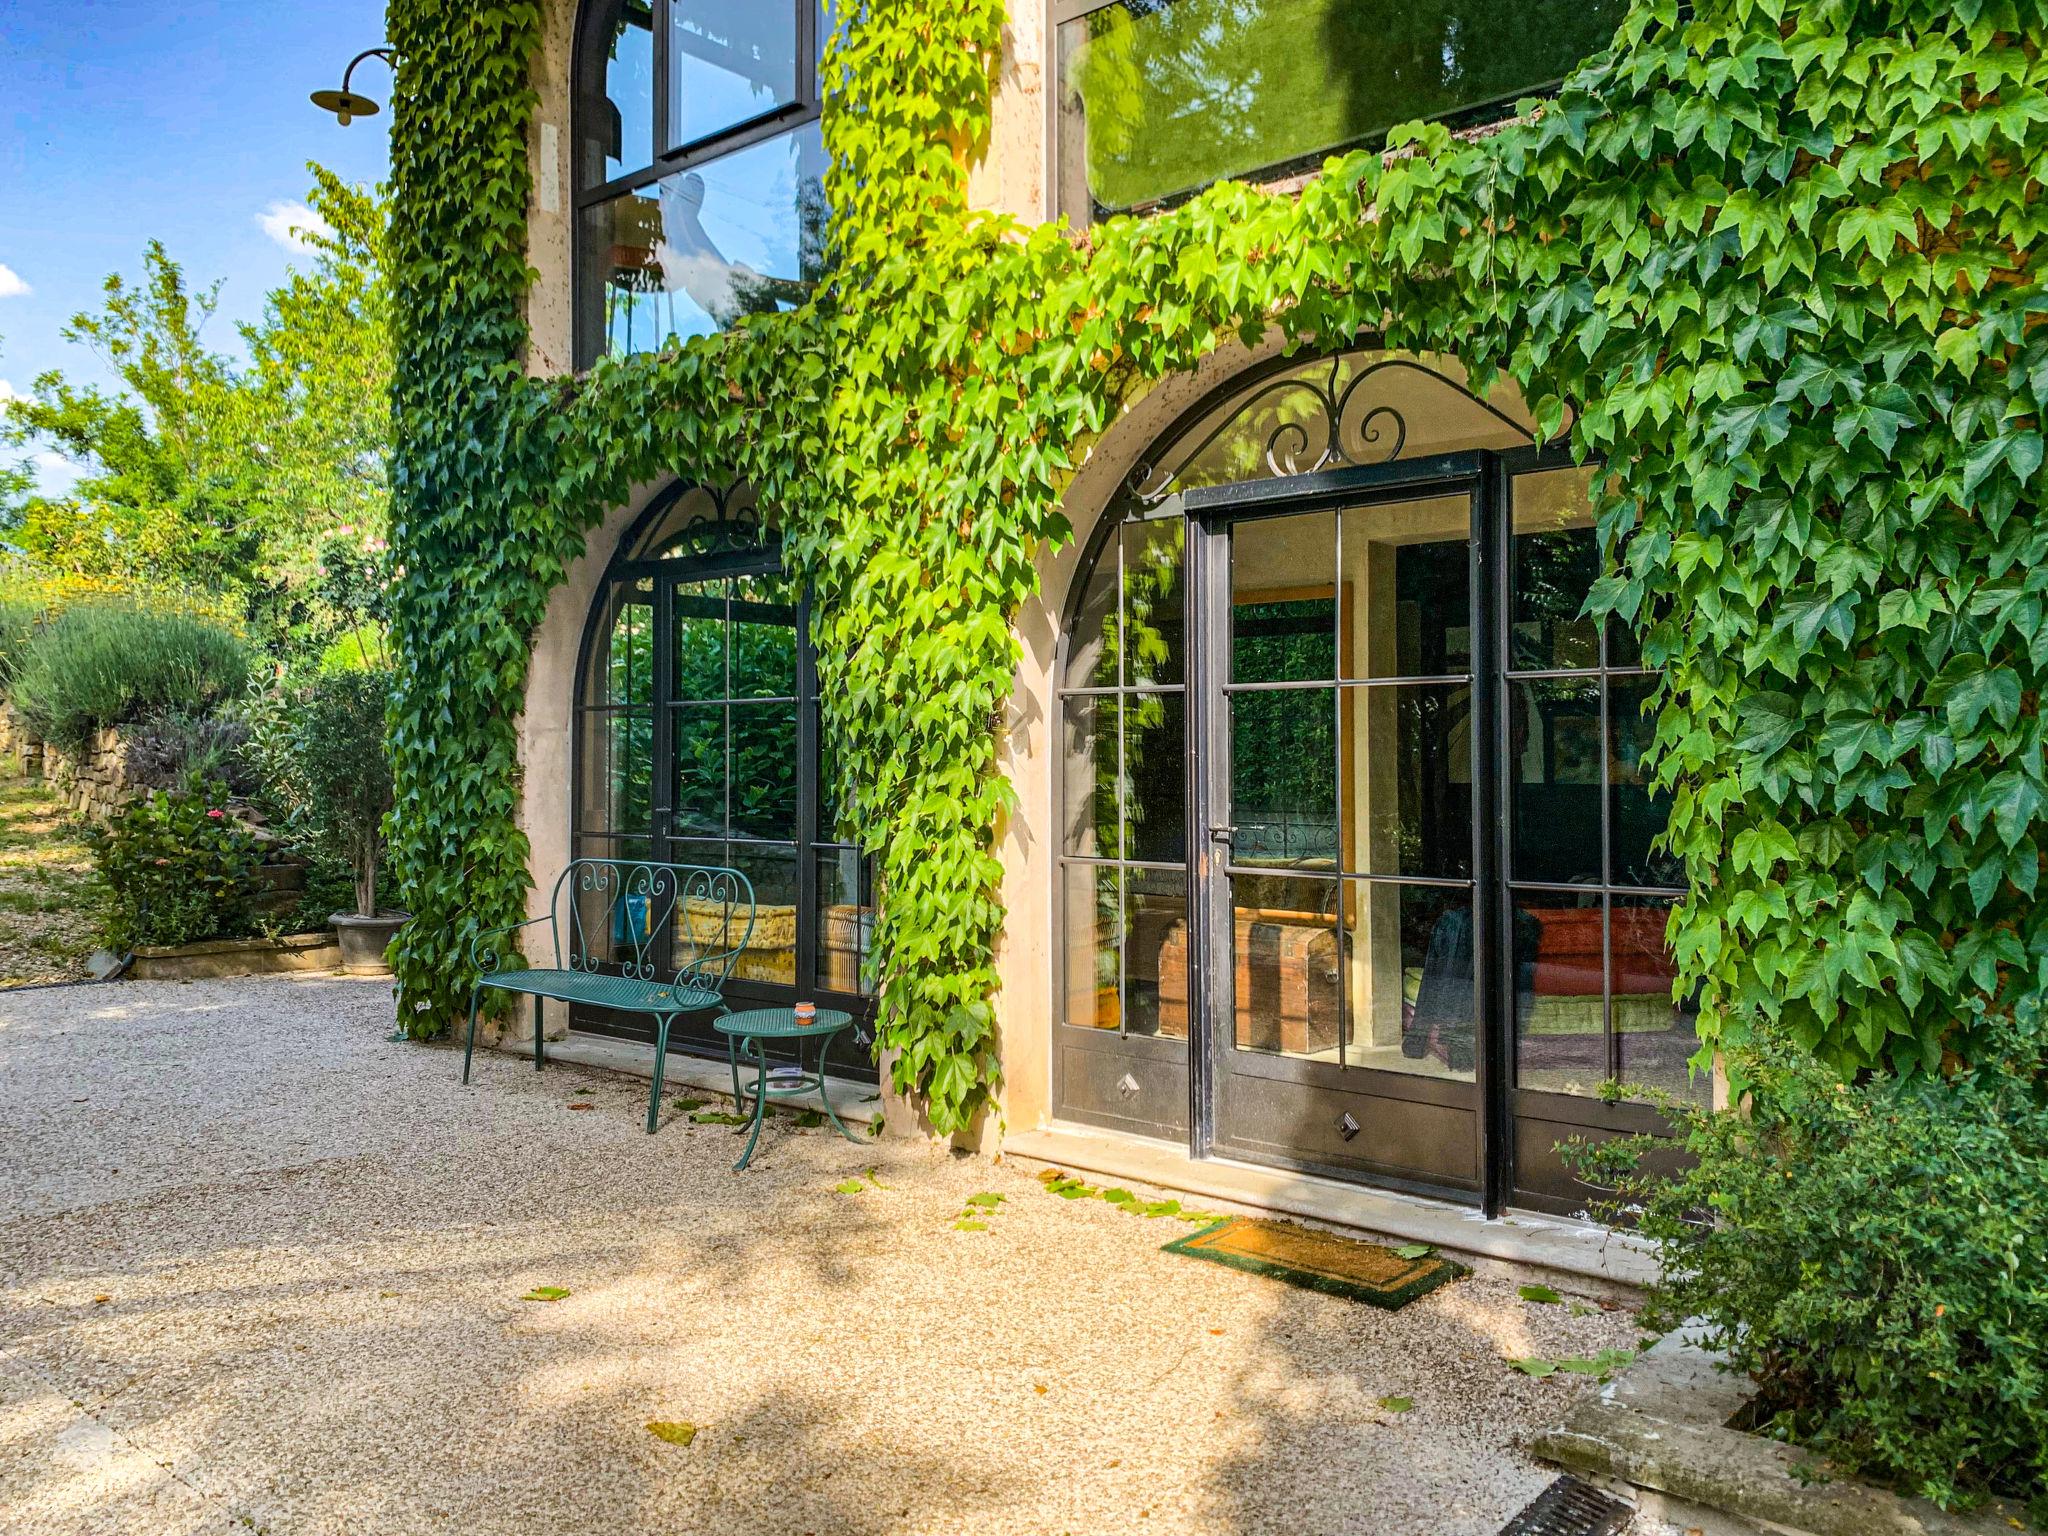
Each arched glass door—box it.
[575,482,876,1076]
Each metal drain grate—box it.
[1496,1475,1635,1536]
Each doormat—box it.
[1161,1217,1466,1310]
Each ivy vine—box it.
[384,0,2047,1131]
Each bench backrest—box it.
[551,858,756,995]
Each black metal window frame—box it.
[1044,0,1596,225]
[570,480,876,1073]
[571,0,825,365]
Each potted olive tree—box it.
[291,667,403,974]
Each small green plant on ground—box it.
[6,600,249,754]
[1571,1008,2048,1519]
[0,776,98,985]
[90,777,264,950]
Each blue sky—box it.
[0,0,391,490]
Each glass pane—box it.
[1054,0,1629,222]
[578,711,653,838]
[1063,528,1118,690]
[1231,688,1336,870]
[1510,678,1602,884]
[669,0,799,149]
[1339,683,1471,879]
[729,702,798,839]
[1614,896,1707,1104]
[1512,468,1601,671]
[581,123,828,358]
[1345,882,1475,1082]
[1060,693,1120,859]
[668,837,742,971]
[1123,517,1186,687]
[1123,867,1189,1038]
[672,579,726,701]
[580,0,655,183]
[1124,690,1185,864]
[1609,675,1681,888]
[602,595,656,705]
[1230,874,1340,1059]
[817,713,852,840]
[1515,889,1608,1096]
[816,847,873,995]
[730,571,798,698]
[1339,495,1470,678]
[672,704,728,835]
[1232,511,1334,682]
[728,841,799,985]
[1062,862,1121,1030]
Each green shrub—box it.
[317,623,390,675]
[250,668,394,917]
[0,589,43,685]
[1573,1016,2048,1518]
[91,777,264,950]
[7,602,250,753]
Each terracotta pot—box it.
[329,911,409,976]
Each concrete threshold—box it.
[497,1030,886,1128]
[1002,1122,1657,1298]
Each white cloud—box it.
[0,379,19,403]
[0,264,29,299]
[30,451,79,496]
[255,200,333,254]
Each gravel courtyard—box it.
[0,976,1665,1536]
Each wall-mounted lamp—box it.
[311,47,398,126]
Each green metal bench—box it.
[460,858,756,1133]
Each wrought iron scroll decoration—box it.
[635,481,771,562]
[1123,354,1538,506]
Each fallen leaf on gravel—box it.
[91,1295,109,1305]
[645,1421,697,1446]
[1032,1384,1047,1395]
[1378,1395,1414,1413]
[520,1287,571,1302]
[953,1220,987,1232]
[964,1192,1004,1208]
[832,1180,866,1195]
[1208,1328,1224,1336]
[568,1103,594,1111]
[793,1110,824,1128]
[689,1110,750,1125]
[1394,1243,1434,1260]
[671,1097,707,1113]
[1518,1284,1562,1305]
[1508,1357,1558,1377]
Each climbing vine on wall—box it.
[384,0,2047,1129]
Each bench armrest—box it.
[472,915,554,976]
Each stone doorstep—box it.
[127,932,343,981]
[1001,1122,1657,1301]
[1530,1332,2029,1536]
[498,1029,886,1128]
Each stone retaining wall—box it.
[0,709,138,821]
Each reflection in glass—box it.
[1123,518,1186,686]
[1339,495,1470,678]
[1347,882,1475,1080]
[579,711,654,838]
[604,597,656,706]
[1614,896,1706,1103]
[727,841,799,984]
[730,571,799,698]
[1512,469,1601,670]
[669,0,798,148]
[1609,675,1679,887]
[672,705,727,835]
[1513,888,1607,1096]
[729,703,798,839]
[1510,678,1602,884]
[1233,512,1335,682]
[1055,0,1630,221]
[1124,691,1186,864]
[1062,863,1121,1030]
[581,0,654,183]
[1063,533,1118,691]
[1338,683,1472,880]
[1060,694,1119,859]
[1230,874,1340,1058]
[582,124,828,359]
[673,579,727,700]
[816,847,873,994]
[1123,868,1189,1037]
[1231,689,1335,868]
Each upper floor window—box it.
[1053,0,1630,225]
[574,1,832,365]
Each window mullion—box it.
[651,0,673,161]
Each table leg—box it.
[817,1026,863,1145]
[733,1038,770,1172]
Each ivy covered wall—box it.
[384,0,2048,1132]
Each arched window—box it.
[573,1,832,365]
[575,482,875,1070]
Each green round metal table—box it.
[713,1007,862,1171]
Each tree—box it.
[0,167,391,659]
